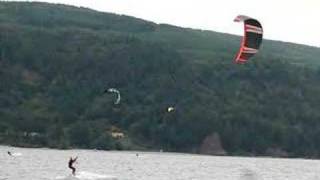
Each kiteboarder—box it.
[68,156,78,176]
[7,151,12,156]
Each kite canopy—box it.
[167,107,175,113]
[105,88,121,105]
[234,15,263,64]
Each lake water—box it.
[1,145,320,180]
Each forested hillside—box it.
[1,2,320,158]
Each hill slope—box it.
[1,2,320,157]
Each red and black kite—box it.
[234,15,263,64]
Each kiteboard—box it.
[55,171,117,180]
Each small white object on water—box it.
[12,153,22,157]
[8,152,22,157]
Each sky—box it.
[9,0,320,47]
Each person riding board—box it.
[68,156,78,176]
[7,151,12,156]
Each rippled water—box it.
[1,145,320,180]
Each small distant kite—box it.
[234,15,263,64]
[104,88,121,105]
[167,107,175,113]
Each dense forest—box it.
[1,2,320,158]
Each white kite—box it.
[104,88,121,105]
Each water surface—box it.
[1,146,320,180]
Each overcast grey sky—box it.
[11,0,320,47]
